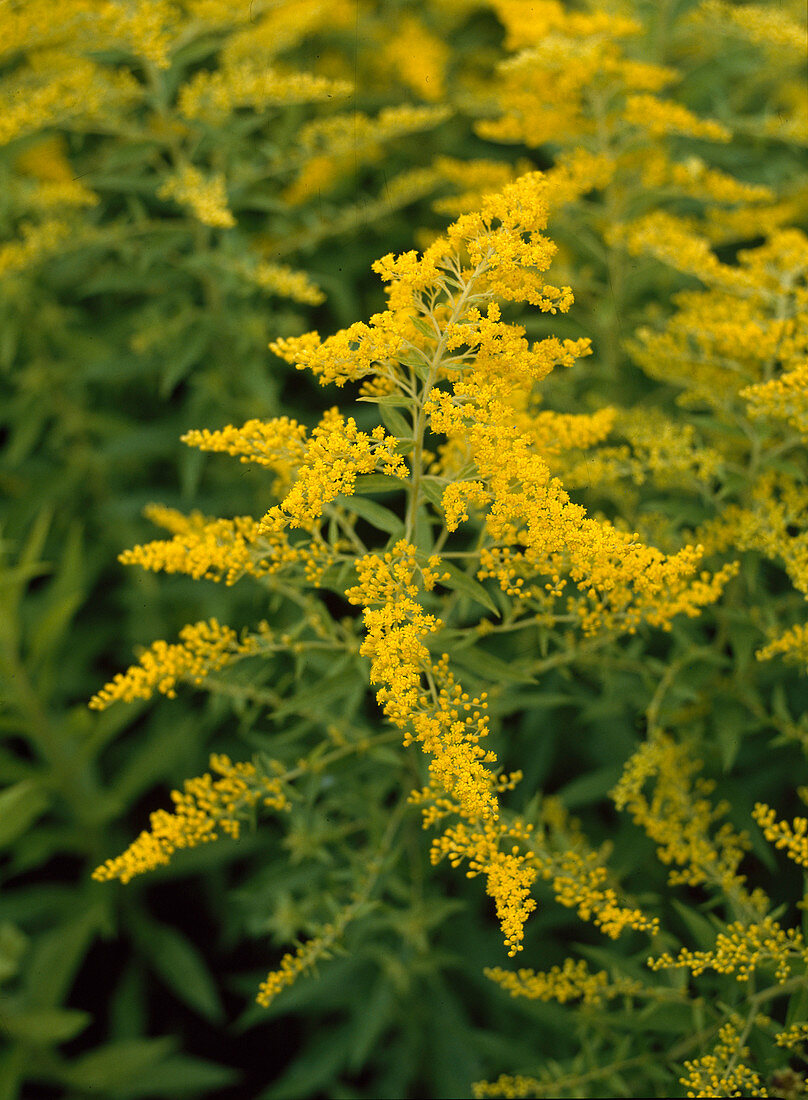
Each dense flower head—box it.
[752,802,808,869]
[611,733,758,903]
[485,958,642,1006]
[119,510,268,585]
[649,917,805,984]
[258,410,407,533]
[89,619,259,709]
[679,1019,770,1098]
[92,754,290,884]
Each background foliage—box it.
[1,0,806,1097]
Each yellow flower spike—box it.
[753,803,808,869]
[157,164,235,229]
[88,620,258,710]
[93,754,289,884]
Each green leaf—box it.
[0,1007,91,1044]
[159,326,211,398]
[27,592,83,670]
[0,563,52,592]
[412,503,433,554]
[670,899,720,951]
[786,980,808,1029]
[449,644,536,684]
[411,317,437,341]
[398,353,429,381]
[714,699,750,772]
[356,392,412,408]
[379,405,411,440]
[133,921,223,1023]
[0,782,50,848]
[259,1025,350,1100]
[63,1038,177,1091]
[353,474,407,494]
[348,976,395,1070]
[0,924,27,985]
[438,560,500,617]
[418,476,446,511]
[23,906,105,1008]
[112,1055,239,1099]
[336,495,404,537]
[556,765,622,809]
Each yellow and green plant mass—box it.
[2,0,808,1097]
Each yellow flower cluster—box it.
[344,541,543,954]
[378,16,450,102]
[177,65,351,123]
[639,150,774,207]
[679,1020,769,1099]
[538,848,658,939]
[432,156,536,218]
[214,0,355,63]
[688,0,805,57]
[182,416,309,468]
[484,957,641,1006]
[0,52,140,148]
[752,802,808,869]
[611,733,757,902]
[282,105,451,205]
[181,415,309,497]
[477,1,692,154]
[775,1022,808,1051]
[698,472,808,604]
[119,511,268,585]
[89,619,258,709]
[756,623,808,669]
[93,754,289,884]
[430,815,538,955]
[346,549,494,802]
[433,373,735,632]
[271,316,407,388]
[0,219,73,278]
[247,261,325,306]
[95,0,179,71]
[622,95,730,142]
[742,362,808,439]
[626,228,808,417]
[12,134,99,210]
[473,1074,544,1100]
[259,411,407,532]
[648,916,805,984]
[157,165,235,229]
[126,502,340,591]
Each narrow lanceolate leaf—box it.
[438,560,501,617]
[379,404,412,440]
[0,782,50,848]
[336,495,405,537]
[0,1007,91,1044]
[353,474,408,494]
[133,921,224,1023]
[61,1038,177,1091]
[356,392,412,408]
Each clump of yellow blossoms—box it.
[680,1019,770,1099]
[89,619,261,708]
[93,167,734,989]
[93,754,290,884]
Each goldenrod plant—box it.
[4,0,808,1097]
